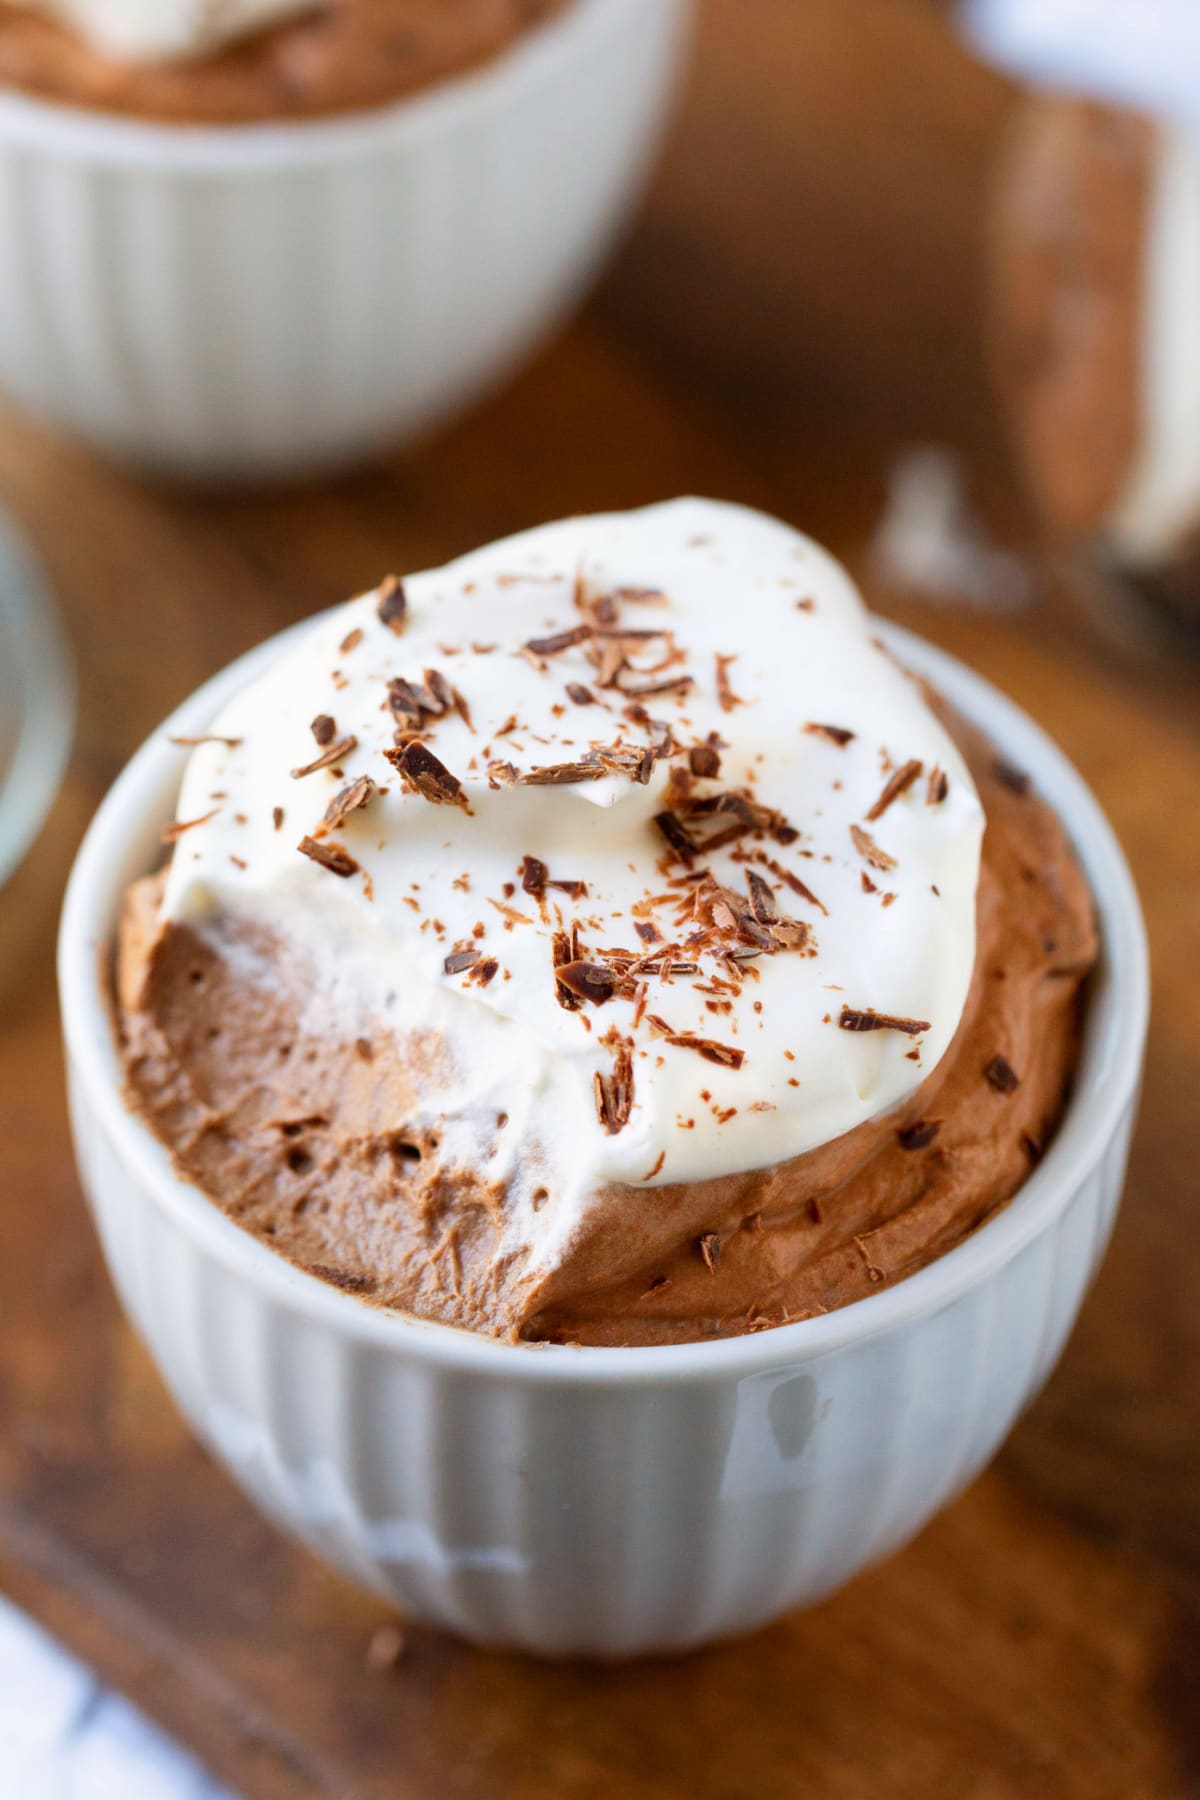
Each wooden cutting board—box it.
[1,4,1198,1795]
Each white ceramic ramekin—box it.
[58,618,1148,1657]
[0,0,688,479]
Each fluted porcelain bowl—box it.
[58,618,1148,1656]
[0,0,688,479]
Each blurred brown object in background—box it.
[988,91,1200,637]
[988,98,1152,541]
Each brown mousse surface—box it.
[114,702,1098,1347]
[0,0,570,124]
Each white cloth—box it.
[0,1595,237,1800]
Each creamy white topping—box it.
[1106,124,1200,566]
[162,501,982,1259]
[24,0,318,60]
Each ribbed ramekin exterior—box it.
[0,0,686,479]
[66,1059,1136,1656]
[59,618,1148,1656]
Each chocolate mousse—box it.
[991,94,1200,629]
[0,0,572,124]
[114,501,1097,1346]
[989,96,1152,543]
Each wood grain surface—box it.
[1,3,1198,1796]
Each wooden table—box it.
[1,3,1198,1794]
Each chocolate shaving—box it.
[984,1053,1021,1094]
[297,835,359,878]
[519,759,608,787]
[566,683,596,705]
[311,714,337,747]
[291,736,357,779]
[387,677,431,727]
[619,673,694,700]
[898,1119,942,1151]
[593,1040,634,1134]
[384,741,466,807]
[443,948,480,976]
[322,774,375,831]
[585,637,628,689]
[838,1006,930,1036]
[451,686,473,732]
[927,766,949,805]
[596,740,674,784]
[676,787,796,853]
[698,1233,721,1272]
[377,576,407,634]
[488,896,531,929]
[759,856,826,915]
[804,723,855,747]
[769,919,812,952]
[850,824,897,872]
[865,759,923,822]
[714,652,743,712]
[745,869,778,925]
[469,958,499,988]
[592,627,671,642]
[423,668,455,713]
[555,961,618,1006]
[689,743,721,778]
[577,586,617,626]
[160,808,220,843]
[386,669,460,731]
[526,624,592,656]
[519,859,584,902]
[653,810,697,866]
[606,952,699,979]
[272,806,284,832]
[340,626,363,655]
[552,931,582,1012]
[521,854,548,899]
[507,737,676,790]
[665,1034,745,1069]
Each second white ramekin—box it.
[58,619,1148,1656]
[0,0,688,479]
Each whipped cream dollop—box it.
[162,500,983,1246]
[24,0,319,60]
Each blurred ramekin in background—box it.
[0,0,689,480]
[58,620,1147,1657]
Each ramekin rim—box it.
[58,607,1149,1386]
[0,0,635,169]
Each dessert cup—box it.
[0,0,688,480]
[0,504,74,890]
[58,617,1148,1657]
